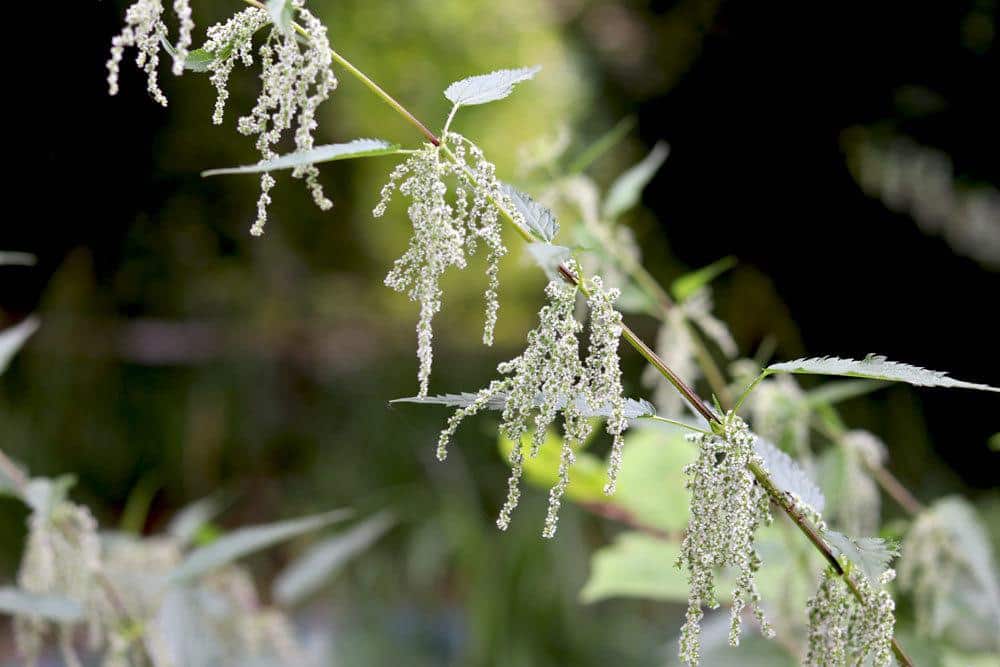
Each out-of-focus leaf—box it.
[0,587,84,623]
[202,139,402,176]
[568,116,636,174]
[754,436,825,512]
[805,379,887,407]
[444,66,541,107]
[989,433,1000,452]
[168,509,352,584]
[767,355,1000,392]
[0,317,39,375]
[671,256,736,302]
[499,430,607,504]
[611,428,693,533]
[525,243,572,281]
[154,587,228,667]
[273,511,395,605]
[0,251,36,266]
[823,529,898,582]
[580,532,685,603]
[602,142,670,219]
[168,492,232,546]
[501,183,559,242]
[665,611,798,666]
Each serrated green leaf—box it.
[671,256,737,302]
[266,0,294,35]
[273,511,394,605]
[181,48,216,73]
[602,142,670,219]
[0,317,38,375]
[500,183,559,242]
[168,509,352,584]
[580,532,686,603]
[768,355,1000,392]
[393,391,655,419]
[444,66,541,107]
[823,529,898,582]
[0,587,83,622]
[203,139,402,176]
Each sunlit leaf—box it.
[202,139,402,176]
[602,142,670,219]
[500,183,559,242]
[444,66,541,107]
[499,430,607,504]
[767,354,1000,392]
[168,509,352,584]
[580,532,686,603]
[612,428,693,533]
[273,512,395,605]
[0,587,83,623]
[671,256,736,302]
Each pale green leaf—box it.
[768,354,1000,392]
[671,256,737,302]
[202,139,402,176]
[580,532,686,603]
[755,436,825,512]
[0,317,38,375]
[525,243,572,281]
[805,379,887,407]
[273,512,394,605]
[168,509,352,584]
[823,529,898,582]
[500,183,559,242]
[266,0,294,35]
[602,141,670,219]
[0,587,83,623]
[444,66,541,107]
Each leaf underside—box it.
[392,392,656,420]
[769,354,1000,393]
[444,66,541,107]
[500,183,559,242]
[202,139,401,176]
[823,529,899,582]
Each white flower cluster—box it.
[805,568,897,667]
[237,1,338,236]
[106,0,195,105]
[15,492,103,667]
[434,273,628,538]
[675,413,774,666]
[202,7,271,125]
[374,134,509,396]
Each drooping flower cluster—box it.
[374,134,509,396]
[675,413,774,666]
[202,7,272,125]
[434,273,629,538]
[107,0,173,106]
[236,1,339,235]
[14,481,104,667]
[805,568,897,666]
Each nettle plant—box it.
[2,1,998,665]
